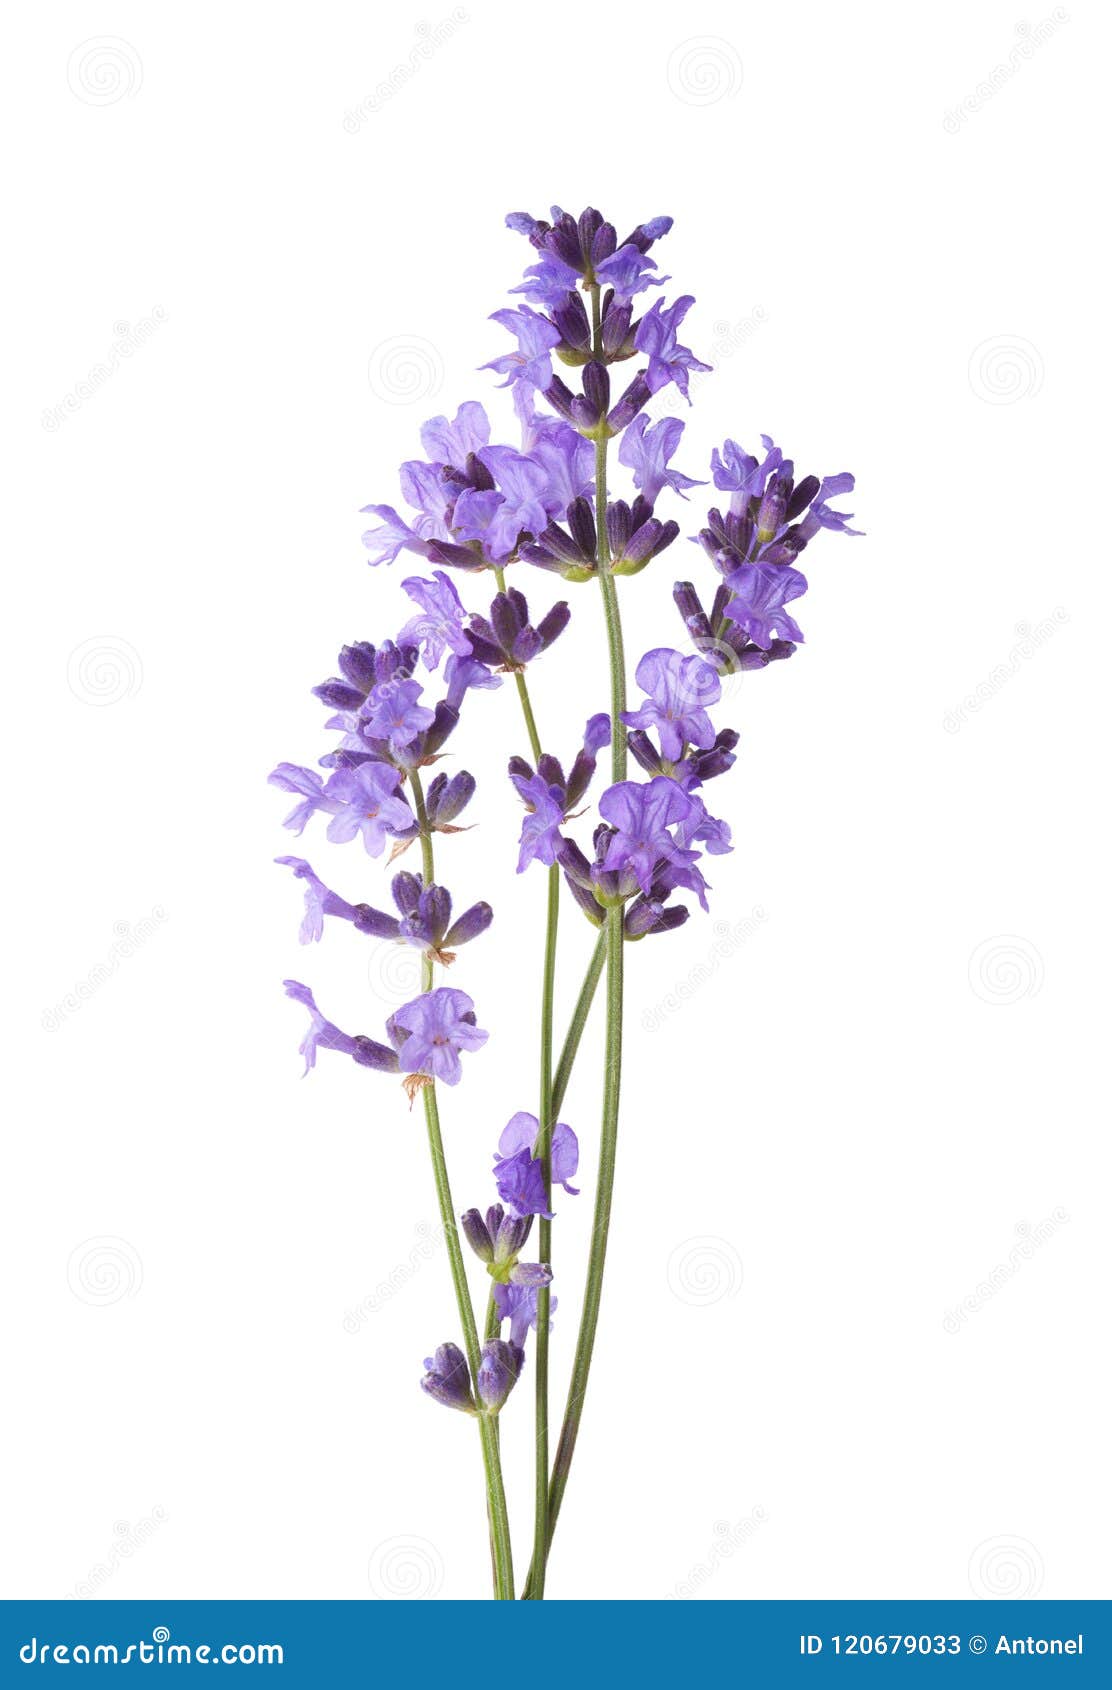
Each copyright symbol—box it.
[969,1635,987,1654]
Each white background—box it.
[4,1,1109,1603]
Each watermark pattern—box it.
[367,335,445,405]
[668,1508,769,1598]
[667,1236,743,1306]
[968,1535,1045,1597]
[342,12,469,131]
[943,1209,1068,1334]
[67,1237,144,1307]
[944,12,1069,132]
[643,908,768,1031]
[968,335,1044,404]
[368,1535,444,1598]
[42,309,168,431]
[367,939,424,1008]
[43,909,168,1030]
[343,1222,446,1332]
[66,1508,168,1599]
[66,636,144,707]
[967,935,1044,1005]
[943,608,1068,733]
[667,37,743,106]
[67,37,143,106]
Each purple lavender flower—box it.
[795,472,863,539]
[444,652,501,707]
[398,572,473,670]
[276,856,401,944]
[268,761,414,855]
[509,716,610,870]
[710,436,784,508]
[494,1111,580,1217]
[483,307,563,392]
[528,425,595,518]
[421,1342,475,1413]
[597,777,700,898]
[723,562,808,650]
[419,401,490,470]
[621,648,721,762]
[634,297,710,400]
[493,1280,556,1349]
[283,980,399,1076]
[618,414,704,504]
[360,678,437,756]
[389,987,489,1086]
[360,504,426,567]
[321,762,415,852]
[453,446,551,561]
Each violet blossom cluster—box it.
[270,201,860,1451]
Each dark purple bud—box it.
[352,1035,402,1072]
[581,361,610,417]
[476,1339,524,1412]
[535,601,570,650]
[626,728,665,778]
[338,641,378,693]
[756,476,789,540]
[428,770,476,825]
[621,215,673,253]
[461,1208,494,1263]
[552,292,591,354]
[544,375,577,423]
[421,1342,475,1413]
[425,539,487,570]
[786,474,821,522]
[443,900,493,948]
[352,904,402,940]
[422,701,459,757]
[567,497,597,560]
[607,372,651,433]
[563,873,606,927]
[491,592,522,655]
[492,1208,533,1264]
[536,753,566,790]
[391,872,422,917]
[312,678,366,712]
[600,299,634,358]
[624,899,690,940]
[464,451,496,492]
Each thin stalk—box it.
[410,769,514,1600]
[552,931,605,1119]
[522,283,629,1597]
[472,602,562,1600]
[528,860,559,1597]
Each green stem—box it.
[522,285,630,1597]
[528,860,559,1597]
[409,768,515,1600]
[552,931,605,1119]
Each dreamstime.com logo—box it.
[18,1628,282,1667]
